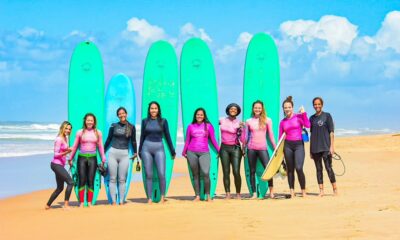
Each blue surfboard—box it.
[104,73,136,204]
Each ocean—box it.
[0,121,397,199]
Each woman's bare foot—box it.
[87,203,92,207]
[290,189,295,199]
[79,203,84,208]
[250,193,258,200]
[206,195,213,202]
[63,201,71,210]
[193,196,200,202]
[160,196,167,203]
[318,189,324,197]
[332,183,338,196]
[301,189,307,198]
[225,193,231,200]
[147,199,153,204]
[269,188,275,199]
[236,193,241,200]
[45,205,51,210]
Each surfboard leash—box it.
[332,152,346,176]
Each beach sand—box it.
[1,134,399,239]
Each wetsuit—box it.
[182,123,220,196]
[70,129,106,203]
[310,112,336,184]
[139,118,175,198]
[104,122,137,203]
[279,112,310,190]
[219,117,242,194]
[243,117,276,193]
[46,136,74,207]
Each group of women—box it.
[45,96,338,209]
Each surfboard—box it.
[243,33,280,198]
[68,41,104,206]
[261,133,285,181]
[142,40,178,202]
[104,73,136,204]
[181,38,220,200]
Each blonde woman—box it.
[242,100,276,199]
[45,121,74,210]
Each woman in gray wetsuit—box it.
[104,107,137,205]
[139,101,176,204]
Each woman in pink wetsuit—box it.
[219,103,244,200]
[279,96,310,198]
[242,100,277,199]
[182,108,220,202]
[69,113,106,207]
[45,121,74,210]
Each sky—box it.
[0,0,399,130]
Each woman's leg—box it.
[187,151,200,199]
[108,148,119,204]
[77,156,87,204]
[294,142,306,197]
[231,146,242,198]
[312,152,324,196]
[154,143,166,201]
[247,149,258,198]
[141,142,154,203]
[87,156,98,204]
[258,150,274,198]
[46,163,65,208]
[284,142,296,198]
[323,153,338,195]
[198,152,211,200]
[219,145,231,197]
[117,149,130,203]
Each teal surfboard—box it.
[68,41,105,205]
[142,40,178,202]
[243,33,280,198]
[104,73,136,204]
[181,38,220,200]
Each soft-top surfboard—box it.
[142,40,178,202]
[243,33,280,198]
[104,73,136,204]
[261,133,285,181]
[181,38,220,200]
[68,41,104,206]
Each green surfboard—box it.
[142,40,178,202]
[181,38,220,200]
[68,41,105,206]
[243,33,280,198]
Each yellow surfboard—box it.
[261,133,286,181]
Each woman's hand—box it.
[299,105,305,113]
[68,159,72,167]
[130,153,137,160]
[330,146,335,156]
[239,122,245,128]
[171,153,176,160]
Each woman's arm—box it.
[207,123,220,152]
[182,125,192,156]
[97,131,106,163]
[266,119,277,149]
[103,125,114,152]
[163,119,176,156]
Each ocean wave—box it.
[0,150,53,158]
[0,123,59,131]
[0,134,55,141]
[336,128,395,136]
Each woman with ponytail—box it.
[242,100,277,199]
[104,107,138,205]
[69,113,106,207]
[279,96,310,198]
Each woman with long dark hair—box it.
[243,100,276,199]
[69,113,106,207]
[182,108,220,202]
[279,96,310,198]
[309,97,338,196]
[139,101,175,204]
[104,107,137,205]
[45,121,74,209]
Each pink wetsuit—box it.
[51,136,69,166]
[219,117,241,145]
[182,123,220,155]
[279,112,310,141]
[70,129,106,162]
[242,117,276,150]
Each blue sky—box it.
[0,0,399,130]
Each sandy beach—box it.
[1,134,399,239]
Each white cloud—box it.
[179,23,212,43]
[216,32,252,62]
[18,27,44,38]
[384,61,400,79]
[280,15,358,55]
[124,17,166,46]
[374,11,400,53]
